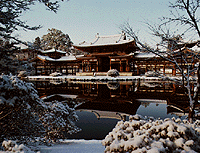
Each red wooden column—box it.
[110,58,112,70]
[82,61,84,72]
[154,61,157,72]
[126,60,130,72]
[120,59,123,72]
[89,60,91,72]
[44,62,46,75]
[96,59,99,72]
[172,64,176,76]
[163,62,166,75]
[137,64,140,75]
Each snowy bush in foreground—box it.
[40,100,81,140]
[2,140,35,153]
[0,74,80,144]
[102,114,200,152]
[0,74,44,142]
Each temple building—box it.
[32,32,200,77]
[74,32,139,74]
[74,33,200,76]
[32,48,82,75]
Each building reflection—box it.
[34,80,200,120]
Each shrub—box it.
[107,69,120,77]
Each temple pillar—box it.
[44,63,46,75]
[66,64,68,75]
[154,62,157,72]
[82,61,84,72]
[172,64,176,76]
[120,59,123,72]
[137,65,140,75]
[96,59,99,72]
[126,60,130,72]
[163,63,165,75]
[110,58,112,70]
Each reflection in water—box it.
[76,100,141,120]
[107,82,120,90]
[33,80,200,139]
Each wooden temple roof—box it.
[40,48,66,54]
[73,32,139,53]
[32,54,84,62]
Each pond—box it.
[33,80,198,140]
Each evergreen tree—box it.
[41,28,72,53]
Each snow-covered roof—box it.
[37,54,83,62]
[40,48,66,54]
[42,94,78,100]
[15,44,29,50]
[191,45,200,52]
[74,33,134,47]
[134,52,157,58]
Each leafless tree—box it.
[121,0,200,122]
[121,22,200,122]
[160,0,200,38]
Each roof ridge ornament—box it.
[116,32,125,43]
[91,33,100,45]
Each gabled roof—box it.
[37,54,84,62]
[74,32,134,47]
[40,48,66,54]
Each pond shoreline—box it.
[26,75,197,83]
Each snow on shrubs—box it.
[102,114,200,152]
[40,100,81,140]
[0,74,80,143]
[107,69,120,77]
[0,74,44,141]
[2,140,35,153]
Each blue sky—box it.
[17,0,170,45]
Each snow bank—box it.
[39,139,104,153]
[1,140,36,153]
[102,115,200,152]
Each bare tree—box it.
[121,21,200,122]
[161,0,200,38]
[121,0,200,122]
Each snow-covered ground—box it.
[1,140,104,153]
[39,140,104,153]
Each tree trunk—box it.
[188,64,200,122]
[188,105,195,123]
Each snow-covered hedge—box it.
[102,114,200,152]
[107,69,120,77]
[49,72,62,77]
[145,71,160,77]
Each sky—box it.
[17,0,171,45]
